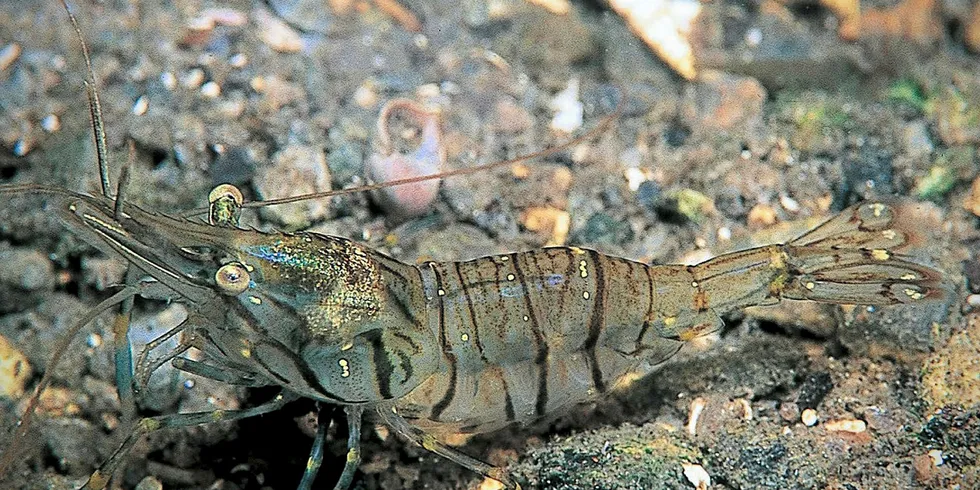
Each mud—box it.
[1,0,979,489]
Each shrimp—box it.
[0,2,951,490]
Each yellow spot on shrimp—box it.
[570,247,585,255]
[579,260,588,278]
[691,281,698,288]
[248,296,262,305]
[500,255,509,261]
[507,274,515,281]
[871,249,890,261]
[805,281,816,290]
[904,288,924,300]
[240,339,252,358]
[901,273,917,280]
[460,333,469,342]
[769,248,787,269]
[523,315,529,321]
[582,291,591,300]
[339,358,351,378]
[437,288,445,296]
[871,202,886,217]
[341,341,354,351]
[882,229,897,240]
[663,316,677,326]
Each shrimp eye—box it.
[215,263,250,295]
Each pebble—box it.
[549,77,584,133]
[134,476,164,490]
[779,194,800,213]
[255,8,303,53]
[200,81,221,98]
[572,212,635,247]
[824,419,867,433]
[968,2,980,52]
[522,206,571,246]
[912,453,935,482]
[40,114,60,132]
[0,335,31,399]
[255,143,332,228]
[0,42,21,71]
[801,408,819,426]
[493,98,533,134]
[961,176,980,217]
[0,247,54,291]
[778,402,801,423]
[902,120,934,158]
[747,203,777,228]
[686,397,707,435]
[682,462,711,489]
[681,70,767,133]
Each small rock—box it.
[858,0,942,45]
[549,77,583,133]
[962,176,980,217]
[0,247,54,291]
[43,418,100,475]
[920,311,980,411]
[255,144,332,229]
[912,453,936,483]
[902,120,934,159]
[254,8,303,53]
[522,206,571,246]
[801,408,819,426]
[682,462,711,489]
[0,335,30,399]
[967,2,980,53]
[747,203,777,228]
[861,406,902,434]
[681,70,767,133]
[0,43,21,71]
[571,212,634,247]
[824,419,867,433]
[778,402,801,423]
[134,476,164,490]
[493,98,533,134]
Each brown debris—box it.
[0,335,30,399]
[835,0,942,45]
[522,206,571,246]
[920,312,980,411]
[963,176,980,217]
[967,2,980,52]
[747,203,778,229]
[373,0,422,32]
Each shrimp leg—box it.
[378,407,525,490]
[82,391,300,490]
[332,405,365,490]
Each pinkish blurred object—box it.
[367,99,445,218]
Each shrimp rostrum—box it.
[0,180,947,490]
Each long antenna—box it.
[179,94,625,218]
[61,0,112,199]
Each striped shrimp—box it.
[0,2,952,490]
